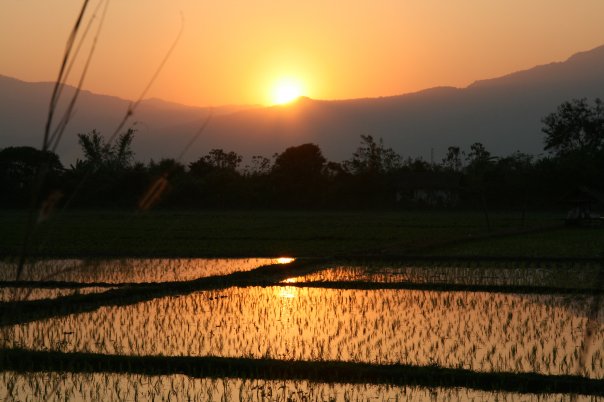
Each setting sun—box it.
[271,78,303,105]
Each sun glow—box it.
[271,78,303,105]
[278,286,298,299]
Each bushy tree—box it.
[542,98,604,157]
[465,142,494,168]
[272,143,327,206]
[187,149,244,207]
[245,155,272,176]
[203,149,242,170]
[441,146,464,172]
[189,149,242,177]
[0,146,64,206]
[67,129,137,207]
[148,158,186,178]
[0,146,63,181]
[76,128,135,170]
[273,143,326,178]
[539,99,604,193]
[344,135,401,175]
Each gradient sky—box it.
[1,1,604,107]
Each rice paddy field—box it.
[0,210,603,400]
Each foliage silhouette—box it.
[344,135,401,175]
[76,128,135,171]
[271,143,327,207]
[3,100,604,210]
[542,98,604,157]
[0,147,63,207]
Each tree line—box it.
[1,98,603,210]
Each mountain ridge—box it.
[1,44,604,164]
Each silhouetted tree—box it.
[67,129,137,207]
[542,98,604,157]
[442,146,464,172]
[340,136,403,206]
[0,146,63,182]
[344,135,401,175]
[465,142,494,169]
[189,149,242,177]
[403,157,432,172]
[204,149,242,170]
[273,143,326,178]
[462,143,498,229]
[187,149,244,207]
[322,161,346,178]
[242,155,274,206]
[76,128,135,171]
[148,158,186,178]
[244,155,272,176]
[272,143,327,206]
[0,146,64,206]
[188,158,213,178]
[537,99,604,196]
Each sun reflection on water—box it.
[277,286,298,299]
[7,286,603,378]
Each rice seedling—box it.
[0,287,112,302]
[0,258,281,285]
[4,285,602,379]
[282,261,604,295]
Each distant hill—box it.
[2,44,604,164]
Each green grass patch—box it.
[430,228,604,257]
[0,209,576,258]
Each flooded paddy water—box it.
[289,261,604,289]
[0,258,279,302]
[1,258,602,400]
[4,287,603,377]
[0,258,281,284]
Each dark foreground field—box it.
[1,209,602,258]
[1,209,603,400]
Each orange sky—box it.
[1,1,604,107]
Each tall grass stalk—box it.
[16,0,96,281]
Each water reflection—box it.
[284,264,602,289]
[6,287,603,378]
[0,258,281,284]
[0,287,112,302]
[278,286,298,299]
